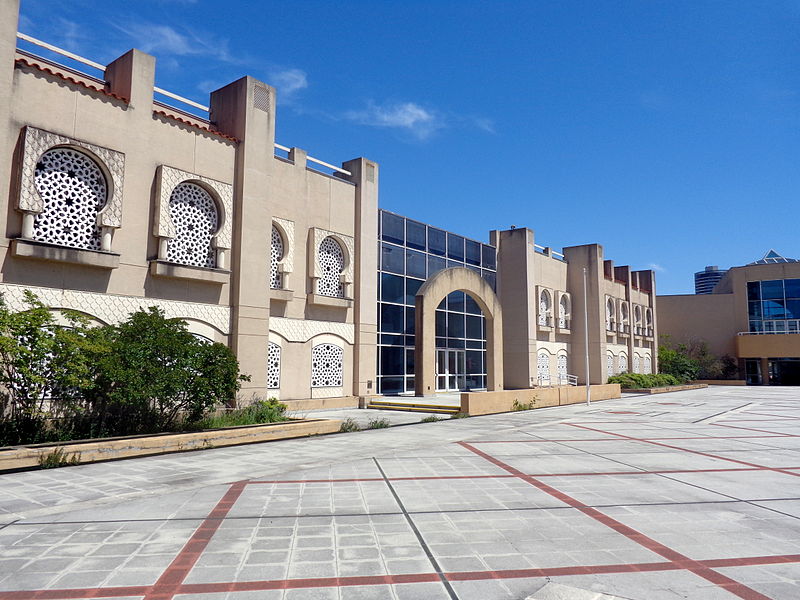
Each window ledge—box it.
[557,327,571,335]
[149,260,230,284]
[11,239,120,269]
[307,293,353,308]
[271,288,294,302]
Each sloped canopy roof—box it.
[748,249,799,265]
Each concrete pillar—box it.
[564,244,606,385]
[210,77,276,395]
[760,357,770,385]
[105,49,156,109]
[495,227,537,388]
[0,1,21,231]
[342,157,379,397]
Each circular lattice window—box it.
[166,182,218,268]
[270,226,284,290]
[317,236,344,297]
[32,147,108,251]
[311,343,343,387]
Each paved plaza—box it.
[1,387,800,599]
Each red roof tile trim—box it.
[15,57,128,103]
[152,110,238,143]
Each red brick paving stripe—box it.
[458,441,774,600]
[141,480,247,600]
[177,572,441,594]
[568,423,800,478]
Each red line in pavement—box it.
[567,423,800,478]
[711,422,796,437]
[246,474,516,484]
[458,441,773,600]
[141,480,247,600]
[470,434,786,443]
[0,588,149,600]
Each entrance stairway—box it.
[366,399,460,415]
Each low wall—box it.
[692,380,747,386]
[624,384,708,395]
[0,418,341,472]
[283,396,359,412]
[461,384,621,416]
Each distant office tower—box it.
[695,266,727,294]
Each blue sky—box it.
[16,0,800,294]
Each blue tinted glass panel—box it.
[405,335,415,346]
[380,346,405,375]
[748,301,762,320]
[465,240,481,265]
[466,340,483,349]
[428,255,446,277]
[465,295,481,315]
[406,220,426,251]
[381,212,404,245]
[447,338,465,349]
[406,250,426,279]
[447,233,465,261]
[466,315,482,339]
[763,300,786,319]
[379,377,404,395]
[785,279,800,298]
[380,334,404,345]
[447,313,465,338]
[435,311,446,336]
[786,299,800,319]
[380,273,404,304]
[380,304,404,333]
[405,278,423,304]
[406,349,415,374]
[761,280,784,300]
[405,307,415,334]
[466,350,483,374]
[447,260,462,269]
[482,244,496,270]
[747,281,761,301]
[482,270,496,290]
[428,228,446,256]
[749,321,762,333]
[381,243,404,274]
[448,291,466,312]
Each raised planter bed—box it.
[0,418,341,472]
[623,384,708,395]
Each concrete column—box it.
[760,357,770,385]
[105,49,156,109]
[564,244,605,385]
[0,1,21,234]
[342,157,379,397]
[210,77,276,396]
[495,227,537,388]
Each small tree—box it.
[658,336,700,382]
[85,307,247,434]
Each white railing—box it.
[275,143,351,176]
[557,374,578,386]
[532,243,565,260]
[739,321,800,335]
[18,32,210,114]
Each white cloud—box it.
[648,263,666,272]
[268,68,308,101]
[345,101,443,140]
[113,21,234,63]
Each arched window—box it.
[634,305,643,335]
[620,303,629,325]
[606,299,615,331]
[607,351,615,377]
[166,182,219,268]
[33,147,107,250]
[538,290,552,327]
[311,343,343,387]
[557,353,568,383]
[270,225,284,290]
[633,354,641,374]
[317,236,345,297]
[618,353,627,374]
[537,351,550,383]
[558,295,570,328]
[267,341,281,389]
[191,333,213,345]
[645,308,653,335]
[644,355,652,374]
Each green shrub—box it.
[37,447,81,469]
[451,412,470,419]
[367,417,390,429]
[420,415,442,423]
[191,397,287,429]
[608,373,681,389]
[658,340,700,383]
[512,399,535,411]
[339,418,361,432]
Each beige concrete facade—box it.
[658,259,800,385]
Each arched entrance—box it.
[414,267,503,395]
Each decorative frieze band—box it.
[269,316,354,344]
[0,283,231,334]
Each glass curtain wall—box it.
[377,210,497,395]
[747,279,800,333]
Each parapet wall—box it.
[460,384,621,416]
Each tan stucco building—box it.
[0,1,658,408]
[658,251,800,385]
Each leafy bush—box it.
[512,399,535,411]
[0,294,249,446]
[420,415,442,423]
[191,398,287,429]
[608,373,681,389]
[451,412,470,419]
[658,338,700,382]
[367,417,390,429]
[37,447,81,469]
[339,418,361,432]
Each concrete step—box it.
[367,401,459,414]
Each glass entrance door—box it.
[436,349,466,391]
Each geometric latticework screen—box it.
[166,182,218,268]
